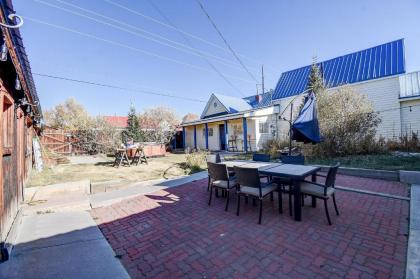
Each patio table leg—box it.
[293,180,302,221]
[311,174,317,208]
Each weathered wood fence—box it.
[40,128,85,155]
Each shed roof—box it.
[273,39,406,100]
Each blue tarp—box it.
[291,92,322,143]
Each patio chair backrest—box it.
[252,153,270,162]
[234,166,262,196]
[325,163,340,189]
[206,154,221,163]
[280,155,305,165]
[207,162,229,181]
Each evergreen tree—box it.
[307,57,325,95]
[122,105,143,144]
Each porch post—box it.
[205,123,209,150]
[193,125,197,149]
[182,127,186,149]
[224,120,228,148]
[242,118,248,152]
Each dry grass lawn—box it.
[27,153,192,187]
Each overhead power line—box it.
[33,73,206,103]
[25,17,254,84]
[146,0,245,97]
[102,0,265,67]
[194,0,259,83]
[36,0,254,73]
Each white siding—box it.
[400,99,420,136]
[185,126,194,149]
[208,123,221,151]
[348,77,401,139]
[400,71,420,98]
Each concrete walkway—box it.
[0,211,129,279]
[0,172,208,278]
[90,171,208,208]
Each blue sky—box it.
[15,0,420,119]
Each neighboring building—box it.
[103,116,128,130]
[0,0,43,260]
[181,39,420,151]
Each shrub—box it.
[308,86,382,157]
[386,132,420,152]
[185,150,207,172]
[262,139,291,158]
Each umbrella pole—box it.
[289,103,293,155]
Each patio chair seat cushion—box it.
[300,182,335,197]
[240,183,277,197]
[213,179,237,189]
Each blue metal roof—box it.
[243,92,272,109]
[273,39,406,100]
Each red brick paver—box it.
[91,175,409,278]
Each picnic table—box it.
[113,147,148,167]
[218,160,320,222]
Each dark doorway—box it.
[219,124,226,150]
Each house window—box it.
[202,128,206,137]
[213,102,217,108]
[259,121,269,134]
[208,128,213,137]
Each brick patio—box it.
[91,174,409,278]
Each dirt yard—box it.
[27,153,191,187]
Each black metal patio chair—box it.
[300,163,341,225]
[207,162,237,212]
[206,154,221,192]
[234,166,280,224]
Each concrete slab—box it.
[0,211,129,279]
[401,171,420,185]
[90,171,208,208]
[23,192,91,215]
[407,184,420,279]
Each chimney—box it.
[256,94,261,103]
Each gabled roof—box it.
[200,94,252,119]
[243,92,272,109]
[214,94,252,113]
[273,39,406,100]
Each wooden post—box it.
[0,87,4,241]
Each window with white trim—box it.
[259,121,269,134]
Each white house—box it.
[181,39,420,151]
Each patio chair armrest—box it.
[302,180,326,188]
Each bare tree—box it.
[138,107,180,144]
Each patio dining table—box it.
[219,160,321,222]
[260,164,321,221]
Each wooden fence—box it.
[40,128,85,155]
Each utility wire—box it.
[36,0,255,73]
[25,17,254,84]
[32,73,206,103]
[146,0,245,97]
[194,0,259,83]
[103,0,266,68]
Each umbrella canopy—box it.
[291,92,322,143]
